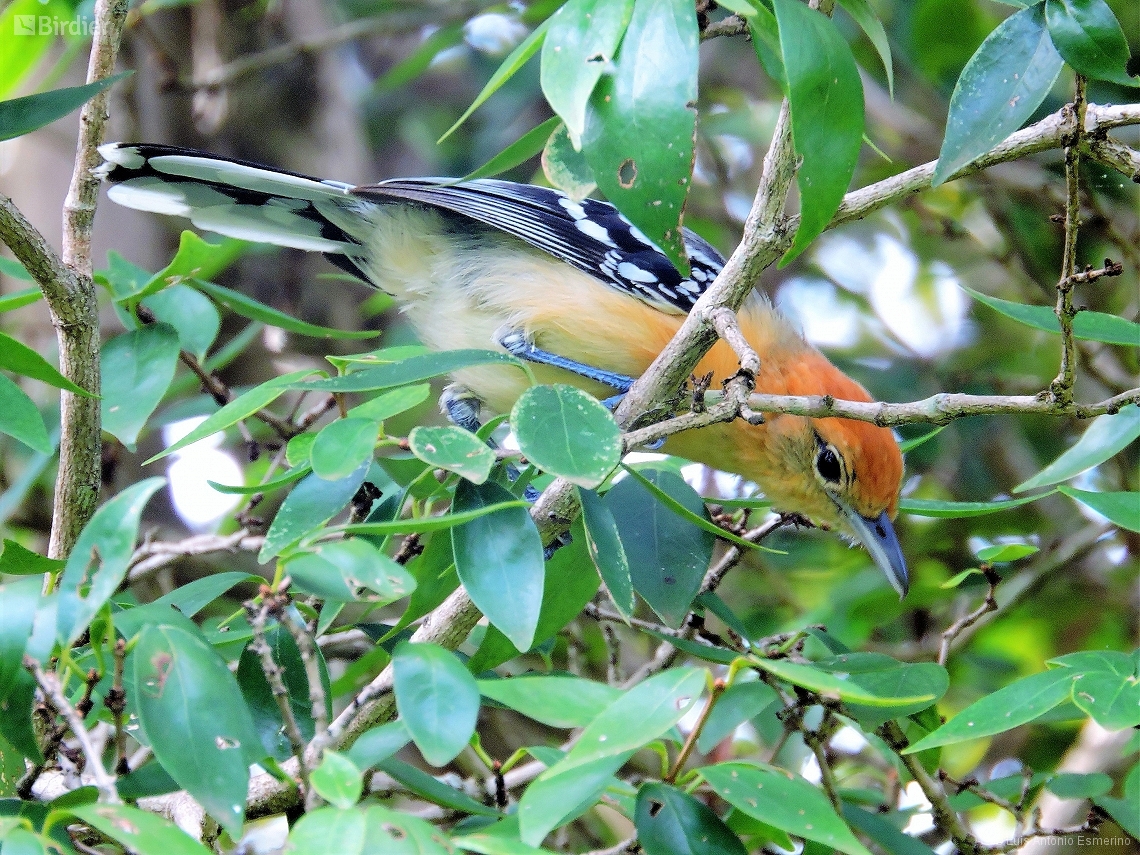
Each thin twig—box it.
[938,567,1001,666]
[666,679,724,783]
[246,600,309,792]
[1050,77,1087,405]
[25,657,120,804]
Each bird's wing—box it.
[356,178,725,314]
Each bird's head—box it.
[692,339,908,597]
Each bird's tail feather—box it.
[96,143,378,260]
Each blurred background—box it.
[0,0,1137,847]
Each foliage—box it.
[0,0,1137,853]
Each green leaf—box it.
[452,479,544,651]
[904,668,1078,753]
[933,3,1064,185]
[148,368,318,464]
[814,653,950,726]
[126,232,249,303]
[441,20,549,142]
[604,469,715,627]
[392,641,481,767]
[346,720,411,770]
[236,619,331,761]
[0,286,41,313]
[1045,0,1137,86]
[453,816,559,854]
[284,538,415,603]
[898,426,947,453]
[208,466,308,495]
[1058,487,1140,533]
[373,22,466,93]
[259,461,371,561]
[636,781,747,855]
[841,804,937,855]
[192,279,377,339]
[101,324,181,450]
[1070,670,1140,729]
[56,478,166,646]
[1015,405,1140,492]
[836,0,894,96]
[0,372,51,452]
[976,543,1039,562]
[1049,649,1135,675]
[512,385,622,488]
[409,425,497,485]
[960,284,1140,346]
[519,753,633,846]
[131,622,261,837]
[1093,794,1140,838]
[286,807,366,855]
[0,576,41,705]
[332,498,534,538]
[562,667,706,771]
[51,803,213,855]
[293,349,526,393]
[463,116,562,181]
[542,121,596,199]
[540,0,636,141]
[748,5,786,91]
[0,330,90,395]
[899,492,1054,517]
[0,539,64,575]
[310,751,363,809]
[379,757,501,816]
[578,487,635,619]
[477,674,621,729]
[349,383,432,422]
[1046,772,1113,798]
[0,0,68,101]
[142,284,221,361]
[582,0,699,272]
[465,519,601,671]
[774,0,865,264]
[0,71,132,142]
[310,417,379,481]
[697,680,779,754]
[700,763,872,855]
[751,657,938,707]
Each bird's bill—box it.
[842,506,909,598]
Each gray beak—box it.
[842,506,909,598]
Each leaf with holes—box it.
[131,622,261,838]
[541,0,636,142]
[636,781,747,855]
[512,385,622,488]
[409,425,496,485]
[582,0,698,272]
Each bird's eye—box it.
[816,446,842,483]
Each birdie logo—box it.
[13,1,95,37]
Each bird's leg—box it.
[495,328,636,396]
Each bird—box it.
[96,142,908,596]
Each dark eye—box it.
[816,446,842,483]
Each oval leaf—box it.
[392,641,481,767]
[1045,0,1137,87]
[477,674,621,729]
[131,623,260,837]
[259,460,371,561]
[101,324,181,450]
[284,538,415,603]
[452,479,545,651]
[512,384,622,488]
[409,424,497,484]
[700,762,871,855]
[636,781,747,855]
[311,417,379,481]
[58,803,213,855]
[310,750,363,809]
[933,3,1064,185]
[578,487,635,618]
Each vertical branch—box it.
[1049,75,1086,406]
[48,0,130,559]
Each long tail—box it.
[96,143,380,269]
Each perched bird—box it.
[97,143,907,595]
